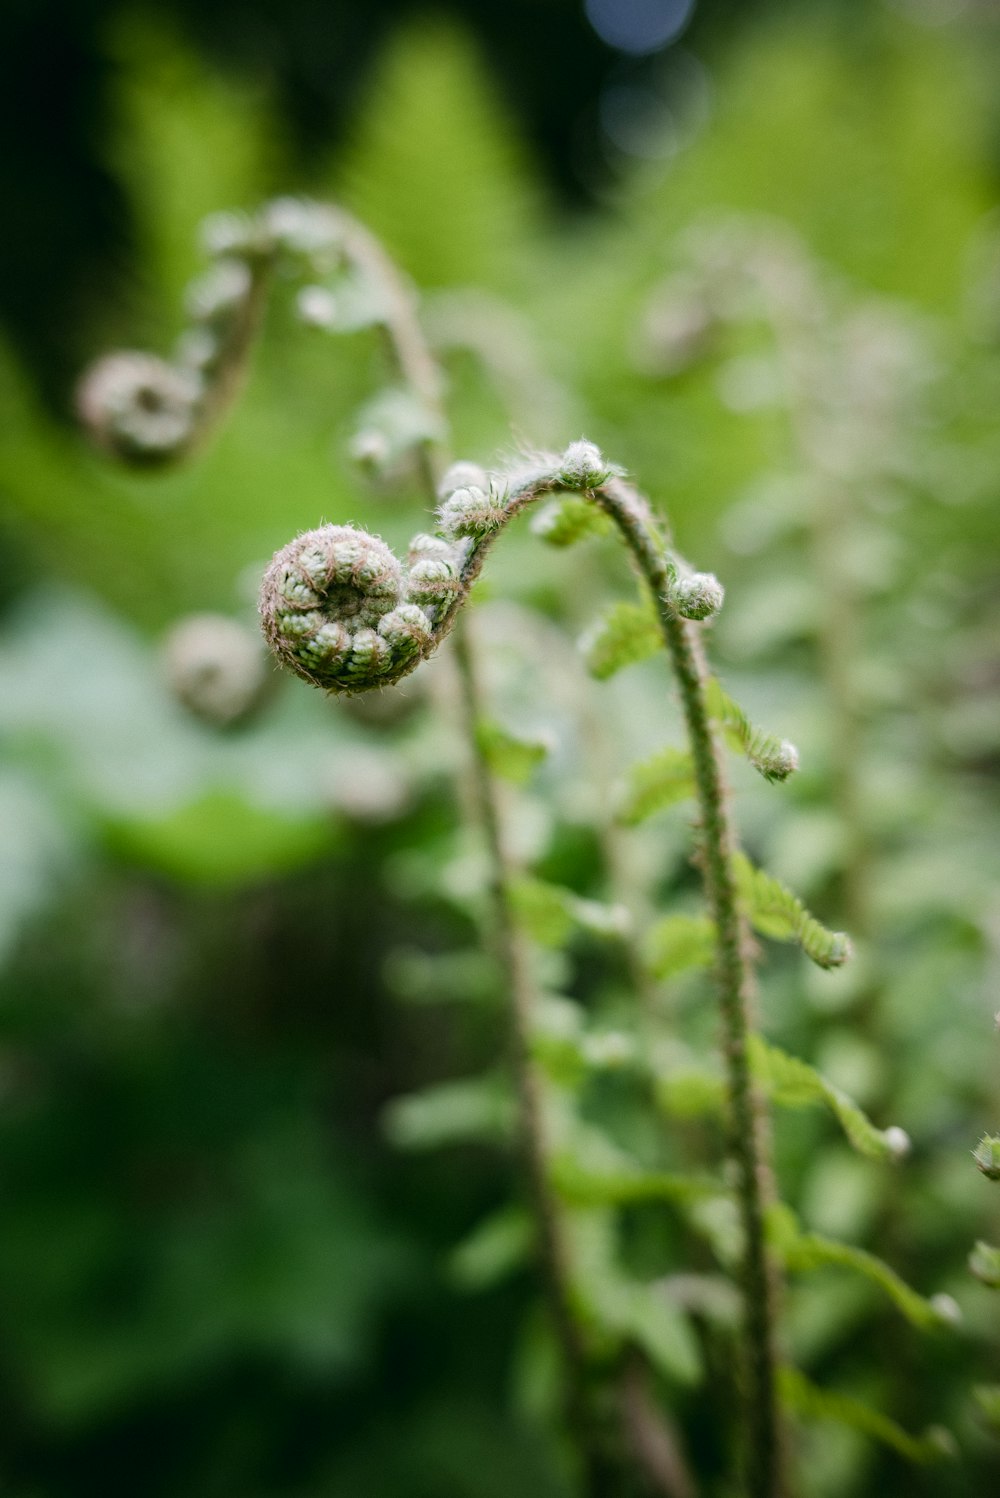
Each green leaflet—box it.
[530,495,611,547]
[706,678,798,783]
[749,1034,909,1162]
[769,1204,956,1331]
[511,877,630,947]
[643,912,716,980]
[973,1385,1000,1434]
[969,1240,1000,1288]
[448,1206,534,1291]
[579,601,660,680]
[475,717,551,785]
[732,851,851,969]
[617,747,695,826]
[569,1209,701,1386]
[382,1075,515,1150]
[779,1368,955,1465]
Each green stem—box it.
[445,466,786,1498]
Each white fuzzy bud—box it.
[671,572,725,621]
[164,614,271,727]
[558,439,610,490]
[296,285,338,329]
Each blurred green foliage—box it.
[0,6,999,1496]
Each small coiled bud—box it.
[558,439,612,490]
[437,460,490,499]
[76,352,202,466]
[974,1134,1000,1181]
[437,484,509,539]
[670,571,725,621]
[163,613,271,727]
[260,524,431,693]
[185,259,252,324]
[297,285,338,329]
[883,1125,911,1162]
[406,533,463,608]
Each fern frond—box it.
[617,747,695,825]
[531,494,611,547]
[779,1367,955,1464]
[707,677,798,783]
[580,600,660,680]
[475,717,551,784]
[749,1035,909,1162]
[733,852,851,969]
[769,1205,958,1331]
[643,913,716,980]
[511,877,630,947]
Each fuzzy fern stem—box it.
[425,455,786,1497]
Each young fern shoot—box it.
[82,196,945,1498]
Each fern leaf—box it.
[448,1206,534,1291]
[580,601,660,680]
[617,747,695,825]
[644,913,716,980]
[531,495,611,547]
[969,1240,1000,1288]
[475,717,551,785]
[511,877,630,947]
[382,1075,515,1150]
[733,852,851,969]
[707,677,798,783]
[779,1368,955,1464]
[749,1035,909,1162]
[769,1205,958,1331]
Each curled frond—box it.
[733,851,851,968]
[779,1368,955,1465]
[707,677,799,782]
[749,1035,909,1162]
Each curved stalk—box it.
[429,460,785,1498]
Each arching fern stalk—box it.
[258,439,833,1497]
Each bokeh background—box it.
[2,1,1000,1494]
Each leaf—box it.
[748,1035,910,1162]
[530,495,611,547]
[579,601,660,680]
[617,747,695,826]
[643,913,716,980]
[973,1385,1000,1434]
[733,851,851,969]
[511,878,630,948]
[569,1211,701,1385]
[382,1076,515,1151]
[779,1367,955,1464]
[448,1206,534,1292]
[706,678,798,783]
[769,1205,957,1331]
[969,1241,1000,1288]
[475,718,552,785]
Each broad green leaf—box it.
[617,747,695,826]
[733,851,851,969]
[579,601,660,680]
[382,1076,515,1151]
[449,1206,534,1292]
[530,496,611,547]
[707,678,798,783]
[475,718,552,785]
[643,913,715,980]
[779,1367,955,1465]
[748,1035,909,1162]
[769,1205,957,1331]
